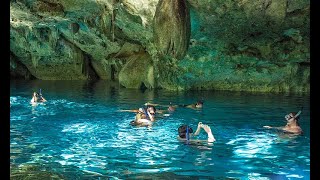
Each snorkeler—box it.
[146,100,203,110]
[178,122,215,143]
[145,105,156,121]
[129,105,156,126]
[130,108,151,126]
[144,102,176,112]
[167,102,176,112]
[179,100,204,109]
[263,111,303,135]
[30,90,47,103]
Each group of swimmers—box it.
[123,100,216,143]
[120,99,304,143]
[30,90,303,144]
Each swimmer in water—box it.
[263,111,303,135]
[129,105,156,126]
[30,91,47,103]
[152,102,177,115]
[178,122,215,143]
[178,100,204,110]
[144,102,176,112]
[146,101,203,111]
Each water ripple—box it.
[10,83,310,179]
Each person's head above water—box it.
[33,92,41,97]
[168,102,175,112]
[285,111,301,124]
[138,108,144,114]
[31,90,46,103]
[195,100,204,108]
[146,105,156,114]
[178,125,193,138]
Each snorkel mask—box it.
[138,108,144,114]
[186,125,189,141]
[285,110,302,121]
[38,89,43,98]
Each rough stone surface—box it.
[10,0,310,93]
[118,52,154,89]
[153,0,191,59]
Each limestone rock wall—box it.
[10,0,158,81]
[153,0,191,59]
[10,0,310,93]
[168,0,310,92]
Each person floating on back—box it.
[149,100,203,111]
[178,122,215,143]
[30,90,47,103]
[179,100,204,109]
[263,111,303,135]
[144,102,176,113]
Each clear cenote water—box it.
[10,80,310,179]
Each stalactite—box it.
[50,26,58,48]
[31,55,38,68]
[70,22,80,43]
[110,0,119,42]
[153,0,191,60]
[101,13,107,34]
[110,9,115,42]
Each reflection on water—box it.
[10,80,310,179]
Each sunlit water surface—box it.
[10,80,310,179]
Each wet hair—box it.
[197,100,204,105]
[178,125,193,138]
[147,105,156,113]
[34,92,40,97]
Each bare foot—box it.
[202,124,212,133]
[200,124,215,142]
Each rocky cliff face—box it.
[10,0,309,93]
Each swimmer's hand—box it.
[263,126,272,129]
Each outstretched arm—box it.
[185,104,195,109]
[263,126,284,130]
[118,109,139,113]
[144,102,161,106]
[156,110,165,114]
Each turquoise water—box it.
[10,80,310,179]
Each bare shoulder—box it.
[283,126,303,134]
